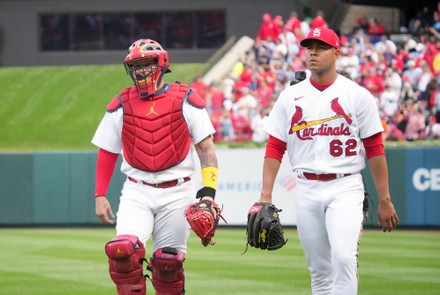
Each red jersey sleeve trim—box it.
[362,132,385,159]
[265,135,287,161]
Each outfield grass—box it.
[0,228,438,294]
[0,64,204,151]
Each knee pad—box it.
[149,247,185,295]
[105,235,146,295]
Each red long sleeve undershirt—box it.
[264,135,287,161]
[95,148,119,197]
[361,132,385,159]
[264,132,384,161]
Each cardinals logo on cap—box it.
[312,28,322,37]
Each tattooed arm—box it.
[194,136,218,169]
[194,136,218,200]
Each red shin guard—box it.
[105,235,146,295]
[149,247,185,295]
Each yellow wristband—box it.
[201,167,218,190]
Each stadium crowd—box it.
[191,8,440,143]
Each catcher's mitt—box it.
[184,199,225,246]
[246,202,287,251]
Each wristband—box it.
[201,167,218,190]
[196,187,216,199]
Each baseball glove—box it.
[246,202,287,251]
[184,199,225,246]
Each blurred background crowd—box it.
[191,8,440,143]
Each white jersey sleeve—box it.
[354,85,383,139]
[183,98,216,144]
[91,109,123,154]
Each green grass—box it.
[0,64,204,151]
[0,228,438,294]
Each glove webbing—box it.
[198,199,227,225]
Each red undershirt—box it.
[95,148,119,197]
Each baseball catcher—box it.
[245,202,287,251]
[93,38,221,294]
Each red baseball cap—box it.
[300,27,340,49]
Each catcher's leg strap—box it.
[105,234,146,295]
[149,247,185,295]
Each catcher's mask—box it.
[124,39,171,98]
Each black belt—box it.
[302,172,351,181]
[128,176,190,188]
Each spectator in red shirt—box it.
[235,61,254,88]
[255,13,280,46]
[353,16,369,33]
[273,15,284,32]
[208,81,225,111]
[190,74,210,101]
[367,18,386,43]
[284,11,303,38]
[405,102,426,140]
[423,37,440,72]
[361,67,384,98]
[256,64,276,91]
[310,10,328,30]
[256,79,274,108]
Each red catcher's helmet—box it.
[124,39,171,98]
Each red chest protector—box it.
[118,83,192,172]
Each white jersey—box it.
[264,74,383,174]
[92,94,215,184]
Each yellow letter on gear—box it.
[201,167,218,190]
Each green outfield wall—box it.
[0,148,439,226]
